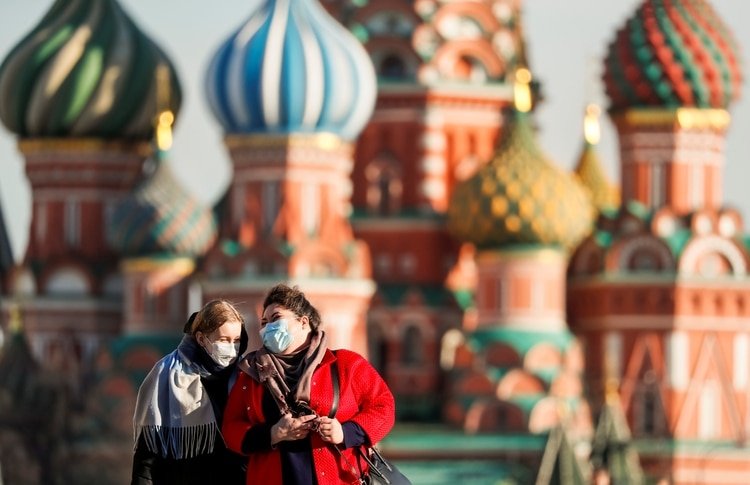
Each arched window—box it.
[367,319,388,376]
[380,55,407,79]
[636,378,663,436]
[46,267,90,295]
[401,325,423,366]
[262,181,280,235]
[143,282,156,318]
[366,153,402,216]
[642,389,656,434]
[453,55,487,83]
[65,200,80,247]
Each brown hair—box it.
[189,299,244,336]
[262,284,321,331]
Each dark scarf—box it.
[239,330,327,415]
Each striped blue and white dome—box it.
[205,0,376,141]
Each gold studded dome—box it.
[448,112,594,249]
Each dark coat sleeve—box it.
[131,434,156,485]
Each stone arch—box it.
[678,235,748,277]
[606,235,676,273]
[568,236,605,276]
[434,40,503,81]
[369,44,419,80]
[41,263,93,295]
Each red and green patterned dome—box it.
[603,0,742,112]
[448,112,593,249]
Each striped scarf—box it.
[132,335,222,459]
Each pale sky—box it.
[0,0,748,261]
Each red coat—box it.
[222,348,395,484]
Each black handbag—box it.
[329,362,411,485]
[357,446,411,485]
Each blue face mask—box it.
[260,319,293,354]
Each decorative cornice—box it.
[224,133,350,152]
[611,108,731,130]
[18,138,152,156]
[121,256,196,275]
[476,247,566,264]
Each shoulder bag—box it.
[329,361,411,485]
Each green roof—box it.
[468,327,574,356]
[376,284,454,307]
[381,423,548,454]
[350,208,445,221]
[633,438,750,456]
[662,228,692,257]
[393,460,533,485]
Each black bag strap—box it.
[329,359,339,419]
[327,354,380,484]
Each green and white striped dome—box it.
[0,0,181,139]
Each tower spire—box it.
[155,63,174,153]
[513,68,533,113]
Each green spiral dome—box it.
[0,0,182,138]
[448,113,594,249]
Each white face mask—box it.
[205,340,240,368]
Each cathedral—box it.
[0,0,748,483]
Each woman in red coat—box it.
[222,284,395,484]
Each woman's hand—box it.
[314,416,344,445]
[270,413,318,445]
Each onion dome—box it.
[0,0,182,138]
[205,0,376,141]
[448,112,593,249]
[574,105,620,213]
[603,0,742,112]
[107,160,217,257]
